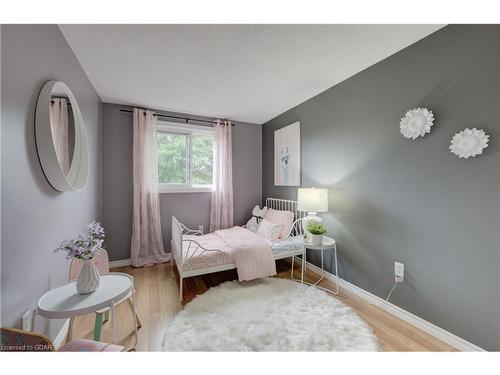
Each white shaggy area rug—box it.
[162,278,380,351]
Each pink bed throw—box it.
[215,226,277,282]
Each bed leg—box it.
[179,276,183,302]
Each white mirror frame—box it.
[35,80,89,192]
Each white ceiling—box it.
[59,25,443,124]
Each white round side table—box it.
[36,272,138,345]
[294,236,339,294]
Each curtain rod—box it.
[118,109,235,126]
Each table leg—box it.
[110,301,116,344]
[67,317,75,342]
[291,246,305,284]
[32,309,38,332]
[321,249,324,272]
[315,249,325,286]
[131,289,138,348]
[302,247,340,294]
[300,247,305,283]
[93,313,104,341]
[333,246,339,295]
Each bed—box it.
[171,198,307,301]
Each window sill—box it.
[158,187,213,194]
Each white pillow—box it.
[252,205,268,218]
[246,205,269,232]
[256,219,283,241]
[246,217,260,232]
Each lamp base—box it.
[305,212,322,222]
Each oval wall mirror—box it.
[35,80,89,192]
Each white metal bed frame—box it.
[171,198,307,301]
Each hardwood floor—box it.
[71,260,457,351]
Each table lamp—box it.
[298,187,328,223]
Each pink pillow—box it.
[264,208,294,239]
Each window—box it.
[157,121,214,193]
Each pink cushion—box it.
[263,208,294,239]
[58,339,123,352]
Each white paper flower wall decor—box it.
[449,128,489,159]
[400,107,435,140]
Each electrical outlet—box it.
[22,309,32,331]
[198,225,204,234]
[394,261,404,282]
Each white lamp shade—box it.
[297,188,328,213]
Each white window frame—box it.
[157,121,214,194]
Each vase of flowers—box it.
[55,221,105,294]
[306,220,327,245]
[77,259,101,294]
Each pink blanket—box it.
[215,226,277,282]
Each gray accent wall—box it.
[262,25,500,350]
[102,103,262,261]
[1,25,102,339]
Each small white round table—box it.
[293,236,339,294]
[36,272,138,345]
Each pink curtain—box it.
[131,108,170,267]
[50,98,70,174]
[210,120,234,231]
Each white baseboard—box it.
[297,258,485,352]
[109,258,131,268]
[109,256,173,268]
[53,318,70,350]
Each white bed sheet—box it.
[180,232,300,272]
